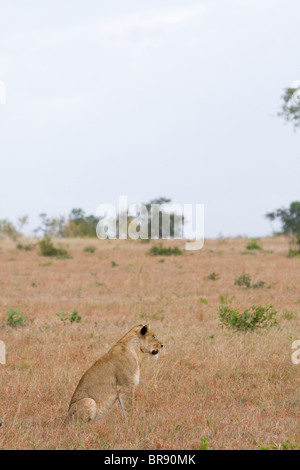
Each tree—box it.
[114,197,184,240]
[278,84,300,131]
[34,209,99,238]
[34,213,66,238]
[0,219,19,240]
[63,208,98,237]
[17,215,29,234]
[266,201,300,252]
[143,197,184,239]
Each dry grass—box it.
[0,236,299,450]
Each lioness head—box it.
[138,324,163,356]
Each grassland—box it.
[0,236,299,450]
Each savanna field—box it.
[0,236,299,450]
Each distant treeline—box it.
[0,209,98,240]
[0,197,184,240]
[36,209,98,238]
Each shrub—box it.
[246,238,262,250]
[6,308,25,327]
[84,246,97,253]
[68,310,82,324]
[287,249,300,259]
[234,272,252,288]
[149,244,183,256]
[57,310,82,325]
[205,272,220,281]
[111,261,119,267]
[16,243,35,251]
[219,304,278,332]
[234,272,266,289]
[252,281,266,289]
[39,237,71,259]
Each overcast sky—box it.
[0,0,299,238]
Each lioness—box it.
[64,324,163,424]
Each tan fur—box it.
[64,324,163,424]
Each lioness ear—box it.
[140,325,148,336]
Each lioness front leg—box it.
[117,385,134,419]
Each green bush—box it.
[219,304,278,332]
[234,272,252,288]
[38,237,71,259]
[246,238,262,250]
[205,272,220,281]
[287,249,300,259]
[234,272,265,289]
[6,308,25,327]
[149,244,183,256]
[16,242,35,251]
[252,281,266,289]
[84,246,97,253]
[57,310,82,325]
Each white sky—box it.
[0,0,299,238]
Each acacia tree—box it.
[266,201,300,252]
[143,197,184,239]
[116,197,185,239]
